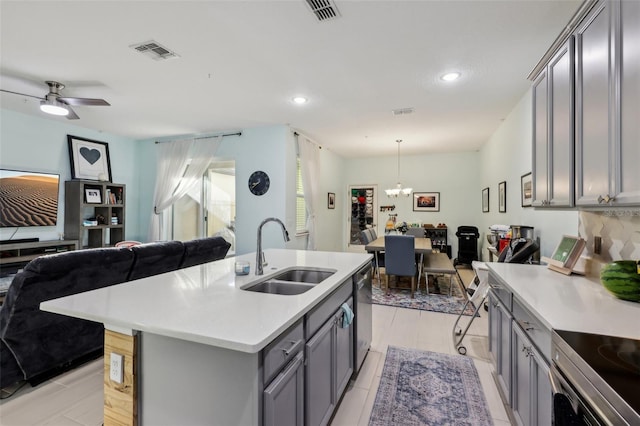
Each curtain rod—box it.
[155,131,242,144]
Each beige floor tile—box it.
[473,359,510,422]
[356,375,380,426]
[353,351,381,391]
[331,386,369,426]
[40,415,84,426]
[60,385,103,426]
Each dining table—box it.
[364,236,432,288]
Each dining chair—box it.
[404,227,425,289]
[384,235,417,298]
[405,227,425,237]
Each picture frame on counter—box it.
[413,192,440,212]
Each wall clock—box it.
[248,170,270,196]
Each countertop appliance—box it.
[550,330,640,425]
[353,263,372,373]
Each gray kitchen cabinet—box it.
[305,296,354,426]
[488,271,553,426]
[488,290,512,404]
[512,323,552,426]
[497,299,512,403]
[576,0,640,206]
[264,351,304,426]
[335,299,354,398]
[306,318,335,426]
[532,37,574,208]
[263,320,305,426]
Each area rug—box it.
[372,275,476,316]
[369,346,493,426]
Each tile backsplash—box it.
[579,210,640,268]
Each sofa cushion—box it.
[180,237,231,269]
[128,240,185,281]
[0,246,135,381]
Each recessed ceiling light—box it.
[292,96,308,105]
[440,72,461,82]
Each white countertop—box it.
[487,263,640,340]
[41,249,371,353]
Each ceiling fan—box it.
[0,80,110,119]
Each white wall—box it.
[478,91,578,258]
[343,151,481,257]
[0,109,141,242]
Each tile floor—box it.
[0,273,512,426]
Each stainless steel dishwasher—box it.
[353,263,372,374]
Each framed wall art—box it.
[328,192,335,209]
[498,181,507,213]
[413,192,440,212]
[482,187,489,213]
[521,172,532,207]
[67,135,112,182]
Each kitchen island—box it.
[41,249,372,426]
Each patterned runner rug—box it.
[372,273,476,316]
[369,346,493,426]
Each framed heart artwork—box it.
[67,135,112,182]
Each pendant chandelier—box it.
[385,139,412,197]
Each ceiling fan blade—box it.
[0,88,44,100]
[65,105,80,120]
[59,97,110,106]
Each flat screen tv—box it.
[0,169,60,227]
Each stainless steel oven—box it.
[550,330,640,425]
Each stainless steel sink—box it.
[272,268,335,284]
[242,268,336,295]
[244,280,315,295]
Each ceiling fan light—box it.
[441,72,461,82]
[40,99,69,116]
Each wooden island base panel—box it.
[104,329,137,426]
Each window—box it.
[296,156,307,235]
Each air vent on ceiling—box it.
[130,40,179,61]
[304,0,341,22]
[392,107,414,116]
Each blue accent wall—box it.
[0,109,141,242]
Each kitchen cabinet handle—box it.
[281,339,303,357]
[517,319,534,331]
[598,194,615,204]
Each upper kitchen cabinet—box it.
[532,37,575,208]
[575,0,640,206]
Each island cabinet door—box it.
[305,318,336,426]
[263,351,304,426]
[488,293,500,366]
[335,299,354,398]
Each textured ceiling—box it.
[0,0,582,158]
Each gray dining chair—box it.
[405,227,425,237]
[384,235,417,298]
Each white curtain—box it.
[148,135,222,241]
[298,134,321,250]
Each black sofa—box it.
[0,236,230,389]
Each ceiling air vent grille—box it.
[392,107,414,116]
[130,40,179,61]
[304,0,341,22]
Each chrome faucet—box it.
[256,217,290,275]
